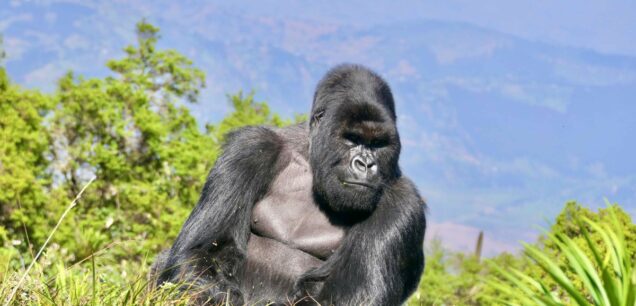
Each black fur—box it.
[154,64,426,306]
[156,127,285,305]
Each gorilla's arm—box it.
[157,126,283,303]
[299,178,426,305]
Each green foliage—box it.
[484,202,636,305]
[408,240,486,305]
[488,203,636,306]
[16,19,214,264]
[548,202,636,260]
[0,20,300,299]
[207,91,292,142]
[0,71,53,250]
[1,251,194,305]
[408,202,636,305]
[106,20,205,104]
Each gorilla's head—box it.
[309,64,401,219]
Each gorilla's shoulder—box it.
[224,125,281,146]
[272,122,309,151]
[221,126,285,164]
[225,123,308,146]
[221,124,309,167]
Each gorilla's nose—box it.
[351,155,377,177]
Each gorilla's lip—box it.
[341,180,374,188]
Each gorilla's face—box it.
[309,66,401,217]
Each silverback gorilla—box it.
[153,64,426,305]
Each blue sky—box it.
[1,0,635,256]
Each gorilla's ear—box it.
[311,110,325,128]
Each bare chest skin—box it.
[243,150,345,302]
[251,150,345,260]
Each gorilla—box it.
[153,64,426,305]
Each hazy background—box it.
[1,0,635,256]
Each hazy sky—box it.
[2,0,635,256]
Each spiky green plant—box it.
[488,205,636,306]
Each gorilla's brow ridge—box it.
[336,101,392,124]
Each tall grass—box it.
[0,177,193,306]
[4,178,96,305]
[1,261,193,305]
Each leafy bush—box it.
[489,203,636,305]
[408,203,636,305]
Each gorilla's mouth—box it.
[341,180,374,189]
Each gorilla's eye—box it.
[312,110,325,123]
[343,133,362,146]
[370,138,389,148]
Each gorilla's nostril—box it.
[369,163,377,173]
[353,157,367,172]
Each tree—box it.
[207,91,292,142]
[0,64,53,252]
[0,34,53,254]
[1,34,8,89]
[0,20,300,268]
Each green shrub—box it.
[408,202,636,306]
[488,203,636,305]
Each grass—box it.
[1,262,193,305]
[0,177,191,306]
[5,177,96,305]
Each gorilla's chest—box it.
[243,151,344,301]
[250,151,345,259]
